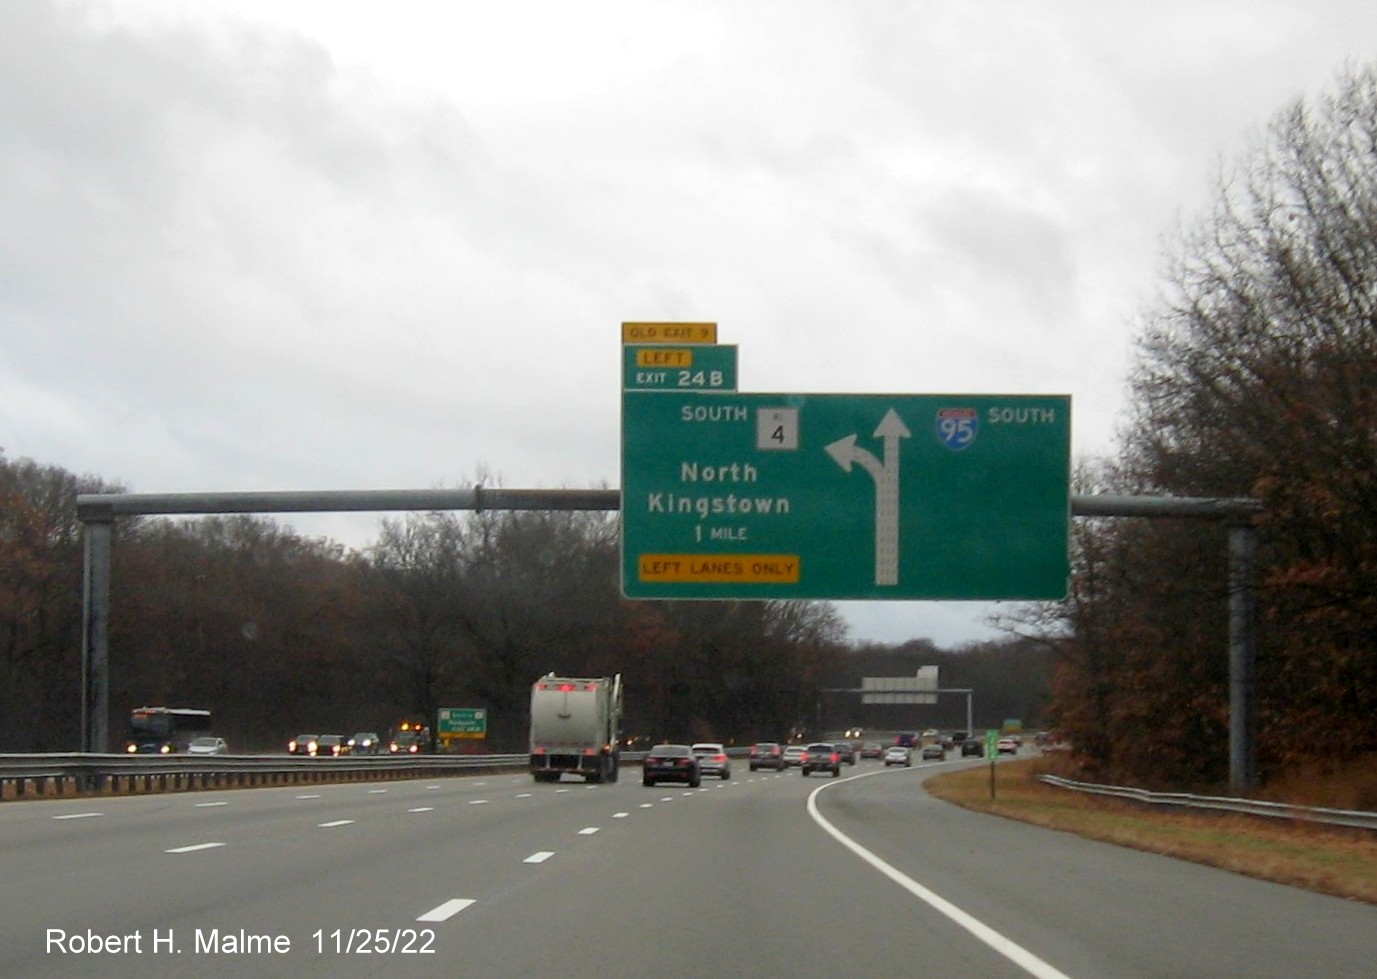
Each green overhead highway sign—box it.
[620,390,1070,600]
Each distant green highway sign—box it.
[620,391,1070,600]
[437,707,487,738]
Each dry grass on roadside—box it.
[925,757,1377,905]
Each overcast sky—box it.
[4,1,1375,646]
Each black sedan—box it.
[642,744,701,788]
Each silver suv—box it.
[691,743,731,780]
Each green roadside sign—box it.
[437,707,487,739]
[620,390,1070,600]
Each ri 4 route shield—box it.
[620,391,1070,600]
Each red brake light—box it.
[557,683,575,692]
[715,754,726,762]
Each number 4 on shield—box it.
[757,408,798,450]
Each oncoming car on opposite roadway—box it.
[642,744,701,788]
[288,734,318,755]
[186,736,229,755]
[691,743,731,780]
[344,732,381,755]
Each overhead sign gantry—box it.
[619,323,1071,601]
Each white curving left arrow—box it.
[825,409,910,586]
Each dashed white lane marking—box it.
[426,785,441,790]
[613,812,629,818]
[806,775,1074,979]
[469,799,489,805]
[417,898,476,922]
[295,794,322,800]
[516,793,533,799]
[194,802,227,808]
[660,797,674,802]
[53,812,103,820]
[368,789,388,794]
[639,803,654,809]
[408,807,434,813]
[524,851,555,864]
[555,788,570,794]
[318,820,354,828]
[578,827,600,835]
[166,842,225,853]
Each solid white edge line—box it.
[806,773,1075,979]
[417,898,476,922]
[165,842,225,853]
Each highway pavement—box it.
[2,756,1374,978]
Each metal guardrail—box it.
[0,753,531,800]
[1039,774,1377,831]
[0,747,744,801]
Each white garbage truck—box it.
[529,673,623,783]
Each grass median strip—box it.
[926,758,1377,905]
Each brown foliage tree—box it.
[1057,64,1377,784]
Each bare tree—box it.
[1105,63,1377,778]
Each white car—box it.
[186,736,229,755]
[997,738,1019,755]
[883,746,912,767]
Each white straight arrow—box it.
[825,409,911,585]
